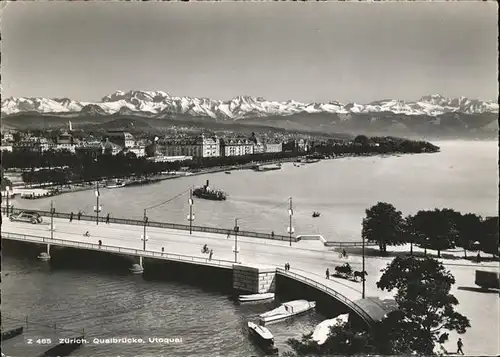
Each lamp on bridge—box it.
[4,186,12,216]
[187,189,195,235]
[362,229,365,299]
[50,201,56,240]
[142,209,149,251]
[287,197,294,247]
[93,183,102,225]
[233,218,240,263]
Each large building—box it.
[160,135,220,158]
[75,141,104,159]
[220,137,254,157]
[107,131,135,148]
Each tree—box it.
[455,213,483,258]
[377,256,470,355]
[481,217,499,256]
[362,202,406,253]
[410,209,458,258]
[354,135,370,146]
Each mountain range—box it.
[2,90,498,118]
[1,91,498,138]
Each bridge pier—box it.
[37,244,51,261]
[129,256,144,274]
[233,264,276,294]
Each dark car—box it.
[9,211,43,224]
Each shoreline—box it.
[6,150,429,199]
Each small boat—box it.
[253,163,282,172]
[225,171,231,174]
[247,321,278,355]
[106,179,126,189]
[193,180,227,201]
[238,293,275,304]
[259,300,316,325]
[312,212,321,218]
[312,314,349,345]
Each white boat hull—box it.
[238,293,275,304]
[259,300,316,325]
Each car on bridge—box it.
[9,211,43,224]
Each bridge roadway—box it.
[2,217,500,355]
[2,217,370,300]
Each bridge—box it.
[2,207,378,248]
[1,210,383,328]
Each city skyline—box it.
[1,2,498,103]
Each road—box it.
[2,216,499,356]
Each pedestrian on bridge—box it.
[69,212,74,222]
[209,249,214,260]
[161,247,165,254]
[326,268,330,279]
[106,213,110,224]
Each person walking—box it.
[69,212,74,223]
[161,247,165,254]
[209,249,214,260]
[457,338,464,355]
[106,213,110,224]
[326,268,330,279]
[77,211,81,221]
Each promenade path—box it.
[2,217,499,356]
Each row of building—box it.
[2,131,284,159]
[154,133,282,158]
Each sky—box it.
[1,2,498,104]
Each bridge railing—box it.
[1,232,236,268]
[2,207,299,243]
[276,268,374,325]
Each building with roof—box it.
[220,137,254,157]
[107,131,135,148]
[160,134,220,158]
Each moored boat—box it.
[259,300,316,325]
[253,163,282,172]
[247,321,278,355]
[312,314,349,345]
[312,211,321,218]
[238,293,275,304]
[106,179,126,189]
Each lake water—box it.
[12,140,499,241]
[2,140,498,357]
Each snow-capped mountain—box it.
[1,90,498,118]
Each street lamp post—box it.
[94,182,101,225]
[5,185,11,216]
[143,209,148,251]
[288,197,294,246]
[187,189,194,234]
[140,209,149,270]
[362,232,366,299]
[234,218,239,263]
[50,201,55,241]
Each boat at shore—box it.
[193,180,227,201]
[253,163,282,172]
[259,300,316,325]
[106,179,126,189]
[247,321,279,355]
[238,293,275,304]
[312,314,349,345]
